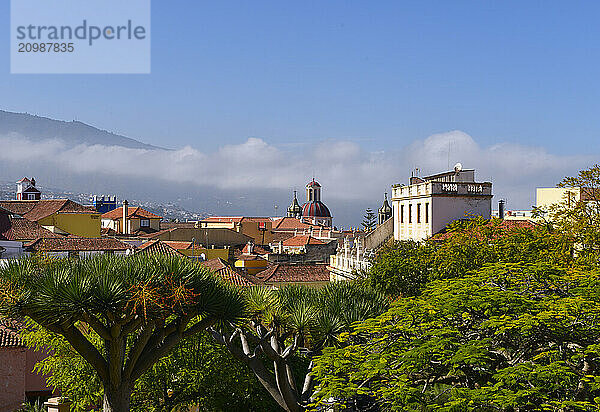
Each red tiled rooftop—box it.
[0,319,24,348]
[102,206,163,220]
[163,241,193,250]
[26,237,132,252]
[0,199,97,222]
[0,217,62,241]
[255,264,330,283]
[137,240,184,256]
[282,235,325,247]
[201,258,260,287]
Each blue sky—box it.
[1,1,599,223]
[2,1,599,153]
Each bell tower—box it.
[306,179,321,202]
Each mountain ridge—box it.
[0,110,164,150]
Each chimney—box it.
[498,199,505,220]
[122,200,129,235]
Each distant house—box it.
[234,253,270,275]
[101,203,162,235]
[0,209,64,259]
[0,199,101,238]
[15,178,41,201]
[254,264,331,288]
[0,318,55,410]
[391,166,492,241]
[26,237,133,258]
[199,217,273,246]
[280,235,325,254]
[141,226,253,249]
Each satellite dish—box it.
[454,162,463,172]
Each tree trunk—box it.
[103,384,132,412]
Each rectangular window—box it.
[26,193,36,200]
[400,205,404,223]
[408,204,412,223]
[140,219,150,227]
[425,203,429,223]
[417,204,421,223]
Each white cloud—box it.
[0,131,594,210]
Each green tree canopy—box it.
[311,263,600,411]
[0,255,245,412]
[212,281,389,412]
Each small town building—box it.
[391,165,492,241]
[101,202,162,235]
[280,235,325,254]
[15,178,41,201]
[92,195,118,214]
[536,187,598,217]
[0,199,101,238]
[234,252,270,275]
[199,217,273,246]
[0,319,55,410]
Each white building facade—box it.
[391,167,492,241]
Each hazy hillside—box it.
[0,110,162,150]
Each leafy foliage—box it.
[364,218,573,297]
[311,263,600,411]
[213,281,389,412]
[547,164,600,266]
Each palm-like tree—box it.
[211,281,388,412]
[0,254,245,412]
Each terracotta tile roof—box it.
[282,235,325,247]
[163,241,193,250]
[1,217,62,241]
[200,258,259,287]
[272,217,314,230]
[26,237,132,252]
[0,319,24,348]
[241,244,271,255]
[137,240,184,256]
[0,199,97,222]
[255,264,330,283]
[102,206,163,220]
[271,232,295,243]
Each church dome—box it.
[302,201,331,218]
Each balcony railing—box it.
[392,181,492,198]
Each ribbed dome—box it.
[302,201,331,218]
[306,179,321,188]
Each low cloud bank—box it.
[0,131,593,211]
